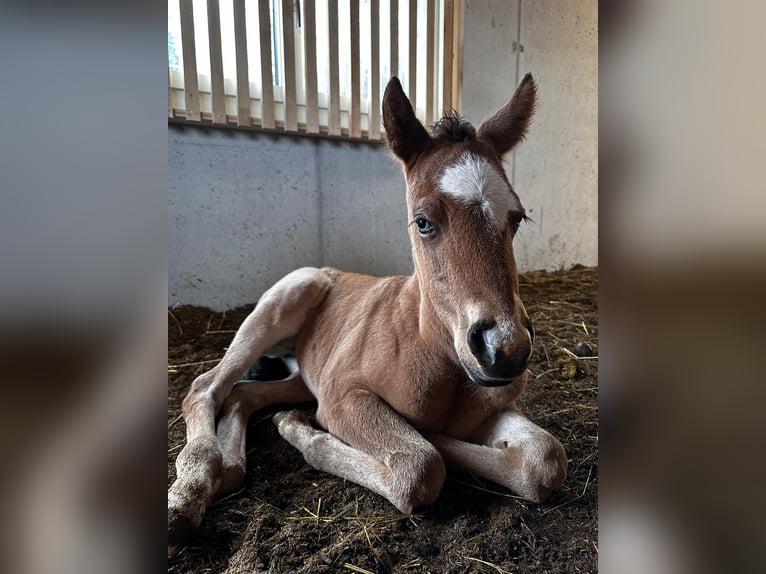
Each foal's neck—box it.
[402,272,460,366]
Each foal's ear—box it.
[476,72,538,157]
[383,77,430,166]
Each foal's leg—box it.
[426,410,567,503]
[214,375,314,497]
[168,268,330,552]
[168,376,313,553]
[274,389,446,513]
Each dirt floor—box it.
[168,267,598,574]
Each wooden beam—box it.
[350,0,361,138]
[303,0,319,133]
[442,0,454,114]
[179,0,200,121]
[390,0,398,78]
[370,0,380,139]
[258,0,275,128]
[452,0,463,113]
[282,0,298,131]
[328,0,341,136]
[425,0,434,126]
[207,0,226,124]
[233,0,251,126]
[168,68,174,118]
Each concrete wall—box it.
[169,127,410,309]
[462,0,598,272]
[168,0,597,309]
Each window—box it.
[168,0,462,140]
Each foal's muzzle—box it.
[464,319,533,386]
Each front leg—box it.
[426,410,567,503]
[274,389,446,513]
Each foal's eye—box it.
[415,216,435,236]
[510,213,529,234]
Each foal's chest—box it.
[373,366,521,439]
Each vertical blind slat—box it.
[425,0,434,126]
[350,0,361,138]
[258,0,276,129]
[207,0,226,124]
[179,0,201,121]
[233,0,251,126]
[408,0,417,112]
[282,0,298,131]
[370,0,380,140]
[442,0,454,114]
[328,0,341,135]
[452,0,462,113]
[168,68,174,118]
[303,0,320,134]
[390,0,398,78]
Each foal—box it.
[168,74,567,553]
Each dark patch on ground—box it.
[168,267,598,574]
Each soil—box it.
[168,267,598,574]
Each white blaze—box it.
[437,153,522,229]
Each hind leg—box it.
[168,268,330,553]
[168,375,314,554]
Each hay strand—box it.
[343,564,375,574]
[466,556,512,573]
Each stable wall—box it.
[169,0,597,310]
[169,128,410,309]
[461,0,598,272]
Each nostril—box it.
[467,326,484,357]
[525,318,535,343]
[467,320,496,366]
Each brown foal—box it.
[168,74,567,554]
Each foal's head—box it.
[383,74,538,387]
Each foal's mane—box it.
[431,112,476,143]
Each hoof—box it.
[168,504,198,556]
[272,409,307,428]
[271,410,290,426]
